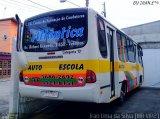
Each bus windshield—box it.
[22,10,87,52]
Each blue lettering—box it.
[56,31,61,39]
[61,27,66,39]
[66,26,71,38]
[76,27,84,37]
[52,28,57,40]
[32,30,40,42]
[39,30,44,41]
[43,29,48,41]
[32,26,84,42]
[70,29,76,38]
[48,32,53,40]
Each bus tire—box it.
[139,75,143,86]
[119,81,127,104]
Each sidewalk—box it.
[0,78,10,82]
[0,78,10,113]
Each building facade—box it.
[0,53,11,78]
[0,18,17,78]
[122,20,160,87]
[122,20,160,49]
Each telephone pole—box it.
[102,2,106,17]
[86,0,89,7]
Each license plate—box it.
[41,91,59,98]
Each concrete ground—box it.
[1,78,160,119]
[30,88,160,119]
[0,78,10,114]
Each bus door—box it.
[107,27,115,98]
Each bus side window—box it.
[127,40,136,63]
[116,32,127,62]
[97,16,107,58]
[134,44,136,62]
[126,39,130,61]
[138,46,143,66]
[122,35,128,62]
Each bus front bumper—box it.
[19,82,100,103]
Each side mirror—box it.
[16,52,28,70]
[15,14,28,70]
[15,14,22,52]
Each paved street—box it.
[30,87,160,119]
[0,78,10,114]
[1,79,160,119]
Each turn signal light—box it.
[86,70,96,83]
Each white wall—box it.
[143,49,160,87]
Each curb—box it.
[141,86,160,90]
[0,78,11,82]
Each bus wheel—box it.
[119,90,125,103]
[119,82,126,104]
[139,75,143,86]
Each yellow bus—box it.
[16,8,144,103]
